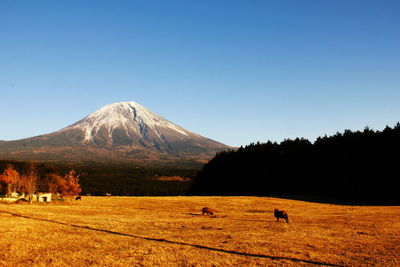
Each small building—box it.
[11,192,22,198]
[35,193,52,203]
[0,192,52,203]
[0,197,18,202]
[0,192,25,202]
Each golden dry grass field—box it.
[0,196,399,266]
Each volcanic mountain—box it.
[0,101,230,166]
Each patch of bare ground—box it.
[0,196,399,266]
[151,176,191,182]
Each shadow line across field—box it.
[1,210,342,267]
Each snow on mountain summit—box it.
[63,101,196,147]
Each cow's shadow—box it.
[182,212,202,216]
[182,213,226,218]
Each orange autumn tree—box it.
[0,164,20,197]
[43,173,67,196]
[63,169,81,197]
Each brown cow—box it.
[202,207,214,216]
[274,209,289,223]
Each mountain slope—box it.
[0,101,230,166]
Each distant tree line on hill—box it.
[188,123,400,204]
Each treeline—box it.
[0,162,80,203]
[0,161,196,196]
[188,124,400,203]
[69,162,196,196]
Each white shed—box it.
[35,193,52,203]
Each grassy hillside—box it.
[0,197,398,266]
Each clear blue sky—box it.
[1,0,399,147]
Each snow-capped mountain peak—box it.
[0,100,230,164]
[66,101,192,145]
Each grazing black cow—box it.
[274,209,289,223]
[202,207,214,216]
[75,196,81,201]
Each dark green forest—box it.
[0,160,196,196]
[188,124,400,204]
